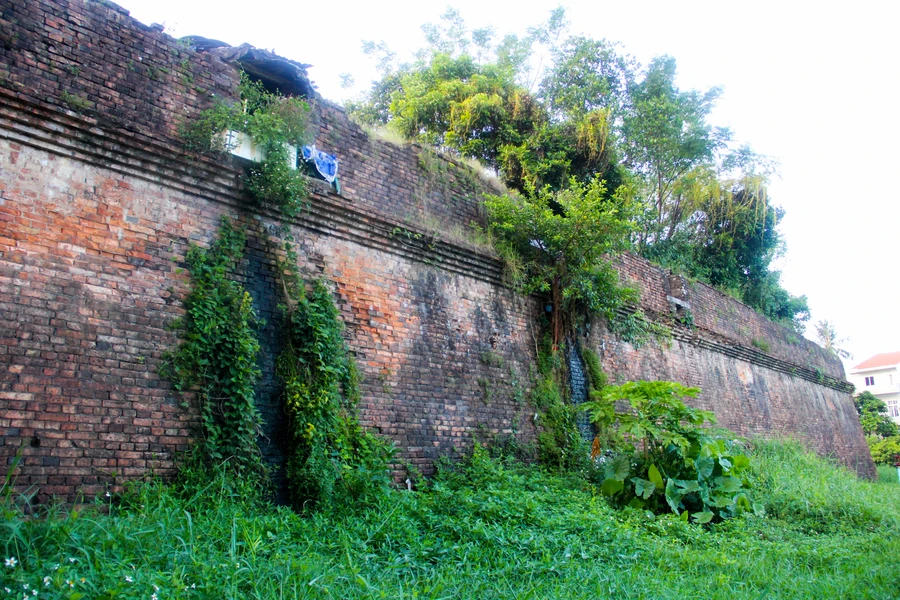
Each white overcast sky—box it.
[116,0,900,371]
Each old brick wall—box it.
[0,129,536,502]
[587,329,873,476]
[0,0,873,500]
[613,254,846,380]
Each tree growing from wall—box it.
[814,320,852,359]
[348,8,809,330]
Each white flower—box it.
[125,576,133,583]
[105,491,111,498]
[5,557,17,568]
[69,557,76,563]
[31,590,37,597]
[43,577,50,587]
[153,584,159,591]
[151,594,158,600]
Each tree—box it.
[623,56,730,247]
[814,320,852,359]
[854,391,899,438]
[484,177,636,348]
[349,9,809,330]
[540,36,635,120]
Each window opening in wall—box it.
[865,376,875,386]
[888,400,900,418]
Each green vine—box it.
[275,243,394,509]
[529,337,588,472]
[183,73,311,219]
[161,217,264,476]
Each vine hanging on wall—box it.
[161,217,264,475]
[275,243,395,510]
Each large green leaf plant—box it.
[583,380,758,523]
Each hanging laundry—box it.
[301,145,338,183]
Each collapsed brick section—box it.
[0,0,874,500]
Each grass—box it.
[2,439,899,599]
[877,464,899,485]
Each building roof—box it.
[851,352,900,372]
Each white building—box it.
[848,352,900,423]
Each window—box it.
[888,400,900,419]
[865,376,875,386]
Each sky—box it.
[115,0,900,371]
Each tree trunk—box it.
[551,274,563,352]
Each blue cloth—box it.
[301,145,338,183]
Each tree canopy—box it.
[348,8,809,331]
[854,391,899,438]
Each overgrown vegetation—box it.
[485,177,636,349]
[528,341,587,471]
[174,73,393,503]
[855,391,900,466]
[584,381,756,523]
[183,73,311,218]
[162,220,392,505]
[275,245,394,509]
[3,439,898,599]
[161,218,264,477]
[349,8,809,330]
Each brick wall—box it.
[0,132,537,502]
[0,0,874,501]
[586,327,873,476]
[0,0,495,240]
[613,254,846,380]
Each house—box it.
[848,352,900,423]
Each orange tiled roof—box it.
[852,351,900,371]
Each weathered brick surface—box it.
[0,133,536,501]
[0,0,874,501]
[613,254,846,380]
[587,327,873,477]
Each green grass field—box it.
[2,439,899,599]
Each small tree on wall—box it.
[484,177,637,350]
[814,320,852,360]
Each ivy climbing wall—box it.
[0,0,873,502]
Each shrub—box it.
[868,435,900,465]
[583,380,756,523]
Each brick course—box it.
[0,0,874,501]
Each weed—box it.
[59,90,90,112]
[478,377,492,404]
[751,337,771,353]
[480,350,504,368]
